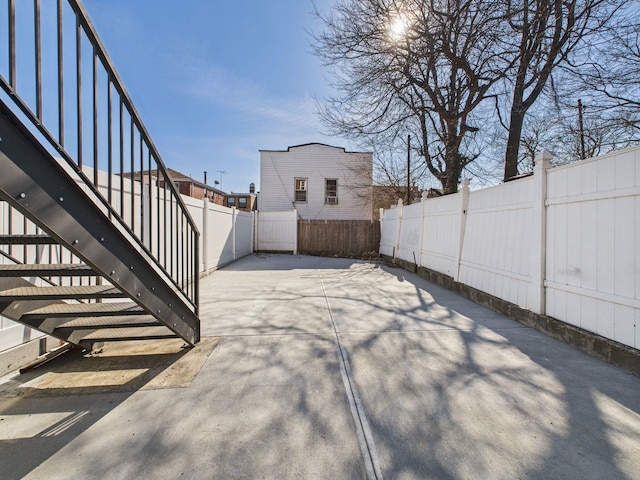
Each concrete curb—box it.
[382,254,640,377]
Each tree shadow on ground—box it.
[322,260,640,479]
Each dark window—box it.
[239,197,247,208]
[227,197,236,207]
[325,179,338,204]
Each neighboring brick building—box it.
[159,168,226,205]
[226,183,257,212]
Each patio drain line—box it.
[316,267,384,480]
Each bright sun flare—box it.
[388,14,410,42]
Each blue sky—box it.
[82,0,343,194]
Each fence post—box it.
[292,209,298,254]
[453,179,470,282]
[202,197,209,275]
[394,198,403,260]
[530,149,552,314]
[418,191,428,267]
[254,211,259,252]
[250,211,255,253]
[231,206,237,261]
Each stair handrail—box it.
[0,0,199,311]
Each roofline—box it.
[165,168,229,195]
[259,142,372,155]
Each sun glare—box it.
[388,14,410,42]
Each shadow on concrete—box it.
[208,254,640,479]
[0,338,215,480]
[324,260,640,479]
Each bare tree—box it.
[500,0,624,180]
[313,0,508,194]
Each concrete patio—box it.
[1,253,639,479]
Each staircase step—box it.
[52,315,162,330]
[0,234,56,245]
[21,302,144,320]
[69,326,177,345]
[0,263,95,277]
[0,285,126,301]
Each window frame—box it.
[294,177,308,203]
[325,178,338,204]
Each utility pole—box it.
[204,171,208,184]
[578,99,586,160]
[406,134,411,205]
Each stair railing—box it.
[0,0,199,312]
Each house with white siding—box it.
[259,143,373,221]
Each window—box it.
[325,179,338,204]
[227,197,236,207]
[238,197,247,209]
[295,178,307,202]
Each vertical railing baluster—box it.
[180,208,183,289]
[182,215,186,291]
[7,201,12,258]
[163,175,167,266]
[8,0,16,88]
[195,229,199,308]
[119,99,124,218]
[170,192,174,279]
[130,116,135,232]
[57,0,64,147]
[76,15,83,168]
[34,0,42,121]
[93,49,98,186]
[148,150,153,253]
[22,215,27,263]
[107,80,113,211]
[156,160,161,259]
[139,137,144,243]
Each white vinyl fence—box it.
[381,147,640,350]
[255,210,298,253]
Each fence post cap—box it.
[535,149,553,168]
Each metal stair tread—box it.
[0,234,56,244]
[0,263,95,277]
[72,326,177,343]
[52,315,162,330]
[0,285,126,300]
[22,302,144,319]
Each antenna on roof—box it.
[216,170,228,190]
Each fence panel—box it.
[421,193,461,277]
[256,210,297,252]
[298,220,379,255]
[545,148,640,349]
[235,211,254,258]
[395,202,423,264]
[379,206,400,257]
[204,202,236,270]
[459,177,535,309]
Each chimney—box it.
[249,182,255,194]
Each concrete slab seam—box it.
[316,266,384,480]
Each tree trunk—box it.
[504,106,525,181]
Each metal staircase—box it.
[0,0,200,349]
